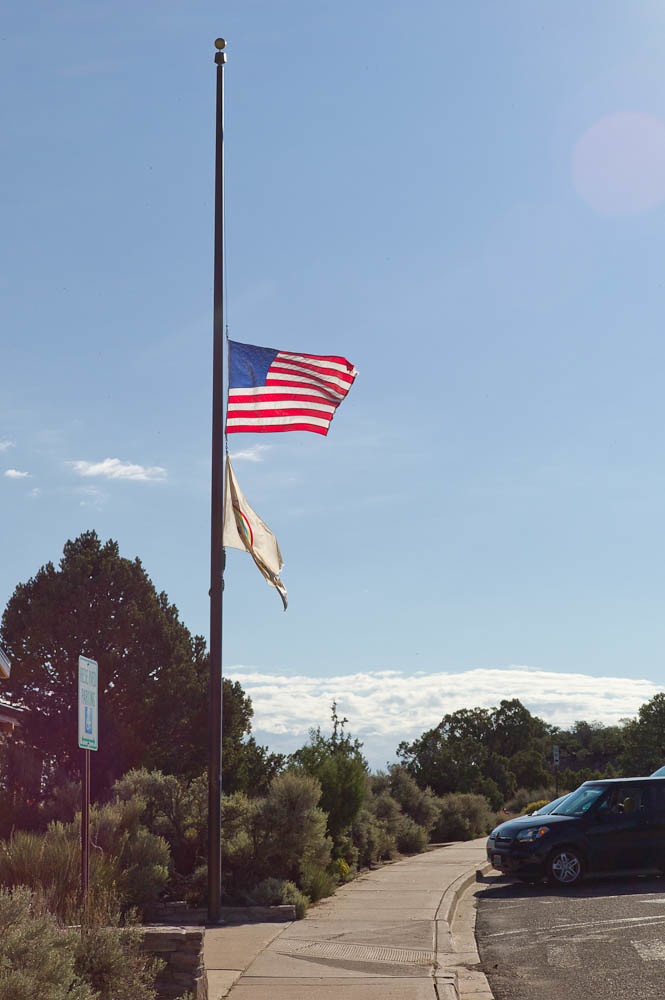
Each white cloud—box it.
[0,440,15,453]
[229,445,271,463]
[4,469,29,479]
[29,488,40,498]
[226,666,662,770]
[69,458,167,482]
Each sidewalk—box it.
[203,837,493,1000]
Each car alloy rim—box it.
[552,852,580,883]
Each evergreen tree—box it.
[621,692,665,776]
[1,531,276,797]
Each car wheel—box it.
[548,848,584,887]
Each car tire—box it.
[548,847,585,887]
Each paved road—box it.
[476,872,665,1000]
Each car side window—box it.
[618,785,643,816]
[647,782,665,819]
[597,785,644,820]
[596,792,613,815]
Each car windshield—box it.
[651,765,665,777]
[533,794,569,815]
[550,786,606,816]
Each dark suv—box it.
[487,777,665,887]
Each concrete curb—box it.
[214,904,296,924]
[445,861,496,1000]
[151,904,296,925]
[439,860,492,926]
[435,971,458,1000]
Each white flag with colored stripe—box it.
[223,457,288,610]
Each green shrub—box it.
[0,886,94,1000]
[330,857,351,883]
[504,786,555,814]
[254,772,332,887]
[431,793,495,842]
[181,862,208,906]
[301,864,336,902]
[220,774,332,905]
[351,808,396,867]
[356,781,433,862]
[368,772,390,796]
[281,880,309,919]
[331,832,358,867]
[0,885,164,1000]
[90,798,170,911]
[112,769,207,876]
[220,792,258,897]
[74,921,162,1000]
[522,799,550,816]
[0,798,170,918]
[0,828,78,915]
[395,816,429,854]
[246,876,284,906]
[369,791,401,825]
[247,877,309,919]
[0,825,117,920]
[388,766,438,833]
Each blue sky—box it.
[3,1,665,767]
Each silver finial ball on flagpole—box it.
[215,38,226,50]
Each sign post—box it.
[78,656,98,899]
[552,744,560,796]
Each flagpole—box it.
[208,36,226,924]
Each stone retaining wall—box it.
[150,901,295,924]
[141,925,208,1000]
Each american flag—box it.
[226,340,358,435]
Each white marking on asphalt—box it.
[567,934,613,944]
[547,942,582,967]
[486,913,665,939]
[593,894,663,902]
[485,928,533,938]
[633,939,665,961]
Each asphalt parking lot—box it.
[476,871,665,1000]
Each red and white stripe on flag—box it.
[227,350,358,435]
